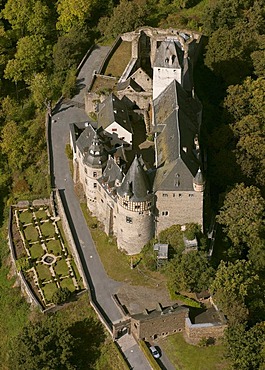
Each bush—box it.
[52,287,72,305]
[65,144,73,160]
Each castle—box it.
[70,28,205,255]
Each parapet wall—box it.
[185,317,227,343]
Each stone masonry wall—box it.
[185,318,227,343]
[156,190,203,235]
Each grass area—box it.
[91,75,117,94]
[35,209,48,220]
[55,294,129,370]
[24,224,39,242]
[54,259,69,276]
[19,210,33,224]
[46,239,62,255]
[29,243,44,260]
[0,232,30,368]
[40,221,55,238]
[158,333,230,370]
[71,259,83,287]
[42,282,58,301]
[36,264,51,281]
[105,41,132,78]
[80,203,164,286]
[60,277,76,292]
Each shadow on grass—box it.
[69,317,106,370]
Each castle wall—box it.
[156,190,203,235]
[116,205,154,255]
[185,318,227,344]
[95,184,116,235]
[117,91,152,110]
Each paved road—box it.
[50,46,152,370]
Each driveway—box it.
[50,45,153,370]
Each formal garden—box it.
[12,206,84,309]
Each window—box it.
[93,171,97,178]
[135,205,140,210]
[120,137,125,140]
[84,168,87,174]
[189,194,194,197]
[173,193,175,197]
[162,193,168,197]
[93,183,97,189]
[126,216,133,224]
[162,211,169,216]
[112,128,117,132]
[179,193,182,197]
[123,201,128,207]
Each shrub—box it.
[52,287,72,305]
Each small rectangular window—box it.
[162,193,168,197]
[126,216,133,224]
[161,211,169,216]
[93,183,97,188]
[112,128,117,132]
[93,171,97,178]
[189,194,194,197]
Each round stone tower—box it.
[83,132,107,212]
[116,156,154,255]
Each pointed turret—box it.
[84,132,107,168]
[193,168,205,192]
[117,156,152,202]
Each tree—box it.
[210,260,259,324]
[98,0,146,39]
[216,183,265,257]
[4,35,52,83]
[9,317,78,370]
[167,251,214,293]
[56,0,94,32]
[52,287,72,305]
[224,322,265,369]
[1,0,34,36]
[29,73,53,109]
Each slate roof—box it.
[154,40,184,69]
[83,131,108,168]
[117,156,152,202]
[76,124,97,156]
[97,93,132,133]
[153,80,202,191]
[101,156,124,189]
[131,304,188,321]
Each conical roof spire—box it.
[84,132,107,168]
[193,168,205,192]
[117,156,152,202]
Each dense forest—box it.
[0,0,265,368]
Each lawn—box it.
[19,210,33,224]
[35,209,48,220]
[105,41,132,78]
[80,203,164,286]
[46,239,62,255]
[71,259,83,288]
[42,282,58,301]
[36,264,52,282]
[40,221,55,238]
[24,224,39,242]
[158,333,230,370]
[54,259,69,276]
[60,277,76,292]
[29,243,44,260]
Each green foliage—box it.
[98,0,146,39]
[216,183,265,263]
[52,287,72,305]
[62,67,77,98]
[16,257,31,271]
[56,0,94,32]
[141,240,157,271]
[169,292,201,308]
[4,35,52,83]
[9,316,78,370]
[224,323,265,370]
[211,260,259,324]
[167,250,215,293]
[65,143,73,160]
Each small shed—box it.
[154,243,168,268]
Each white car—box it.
[150,346,160,359]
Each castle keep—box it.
[71,28,205,255]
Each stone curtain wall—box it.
[185,317,227,343]
[54,189,89,291]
